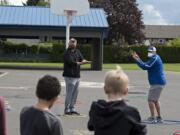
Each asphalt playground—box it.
[0,69,180,135]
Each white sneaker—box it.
[147,116,157,123]
[156,116,163,123]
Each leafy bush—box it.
[2,41,17,53]
[156,46,180,63]
[51,43,65,62]
[104,45,147,63]
[31,45,39,54]
[77,44,91,60]
[0,40,180,63]
[50,44,91,62]
[38,43,53,54]
[103,45,180,63]
[167,38,180,46]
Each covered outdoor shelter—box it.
[0,6,109,70]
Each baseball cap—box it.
[148,46,156,52]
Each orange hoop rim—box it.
[64,10,77,16]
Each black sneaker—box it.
[156,116,163,123]
[71,111,80,115]
[64,111,72,115]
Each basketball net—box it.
[64,10,77,23]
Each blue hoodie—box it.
[136,54,166,85]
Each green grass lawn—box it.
[103,63,180,72]
[0,62,179,72]
[0,62,64,67]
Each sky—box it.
[137,0,180,25]
[6,0,180,25]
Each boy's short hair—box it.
[36,75,61,101]
[104,66,129,94]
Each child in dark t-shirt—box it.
[20,75,63,135]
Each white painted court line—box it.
[58,114,87,118]
[0,86,29,90]
[61,81,135,88]
[60,81,104,88]
[0,72,8,78]
[72,130,92,135]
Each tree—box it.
[89,0,145,45]
[36,1,49,6]
[0,0,10,5]
[24,0,39,6]
[24,0,49,6]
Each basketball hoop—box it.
[50,0,90,49]
[64,10,77,23]
[64,10,77,16]
[51,0,89,16]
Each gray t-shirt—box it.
[20,106,63,135]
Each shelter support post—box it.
[91,38,103,70]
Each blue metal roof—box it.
[0,6,108,28]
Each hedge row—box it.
[0,41,180,63]
[104,45,180,63]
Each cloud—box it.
[141,4,168,25]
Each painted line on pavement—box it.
[60,81,104,88]
[142,119,180,125]
[0,86,29,90]
[60,81,136,89]
[0,72,8,78]
[72,130,92,135]
[58,114,87,118]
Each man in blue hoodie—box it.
[132,46,166,123]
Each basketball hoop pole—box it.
[65,10,76,49]
[66,15,72,49]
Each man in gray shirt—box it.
[20,75,63,135]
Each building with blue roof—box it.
[0,6,109,70]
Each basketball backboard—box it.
[51,0,90,16]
